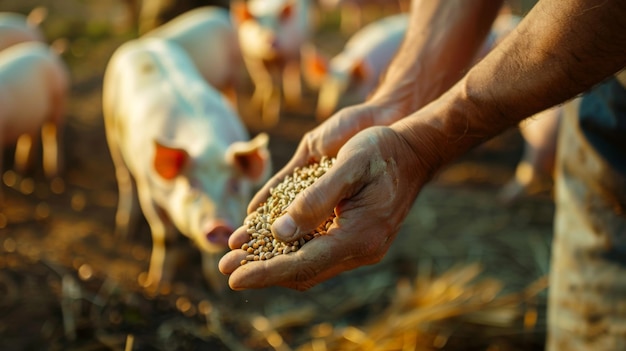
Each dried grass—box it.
[291,263,548,351]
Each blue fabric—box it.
[579,77,626,175]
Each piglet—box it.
[302,13,408,120]
[232,0,313,126]
[143,6,242,99]
[102,37,271,293]
[0,41,69,187]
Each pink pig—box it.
[0,41,69,186]
[302,13,408,121]
[232,0,313,126]
[102,37,271,292]
[143,6,242,97]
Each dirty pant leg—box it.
[547,98,626,351]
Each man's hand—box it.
[219,126,428,290]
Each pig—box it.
[0,41,69,187]
[302,13,408,121]
[143,6,243,99]
[102,37,271,293]
[231,0,313,127]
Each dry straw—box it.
[240,157,336,265]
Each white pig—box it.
[232,0,313,126]
[0,41,68,185]
[302,13,408,120]
[102,37,271,292]
[0,8,47,51]
[143,6,242,96]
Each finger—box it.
[228,224,251,250]
[218,249,248,276]
[227,234,342,290]
[271,158,361,242]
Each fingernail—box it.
[273,214,297,240]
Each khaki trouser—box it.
[547,72,626,350]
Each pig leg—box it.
[243,56,280,127]
[340,3,362,34]
[113,163,140,240]
[105,128,141,240]
[137,186,179,290]
[41,122,59,178]
[13,131,39,176]
[498,107,561,204]
[41,85,66,179]
[282,59,302,108]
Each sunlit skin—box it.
[219,0,626,291]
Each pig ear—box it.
[231,1,254,24]
[280,2,294,22]
[350,60,369,82]
[301,44,328,88]
[225,133,271,183]
[153,141,189,180]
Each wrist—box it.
[389,79,493,178]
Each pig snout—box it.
[270,37,280,51]
[205,221,234,247]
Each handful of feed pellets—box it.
[240,156,336,265]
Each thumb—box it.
[271,163,352,242]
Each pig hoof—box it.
[138,271,159,290]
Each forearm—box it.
[392,0,626,177]
[370,0,503,121]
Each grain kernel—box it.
[239,157,337,265]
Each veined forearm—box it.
[392,0,626,176]
[371,0,502,118]
[466,0,626,124]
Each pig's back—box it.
[143,6,238,89]
[330,12,407,86]
[343,13,408,63]
[105,39,248,163]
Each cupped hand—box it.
[245,100,408,215]
[219,125,429,291]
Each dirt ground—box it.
[0,1,554,350]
